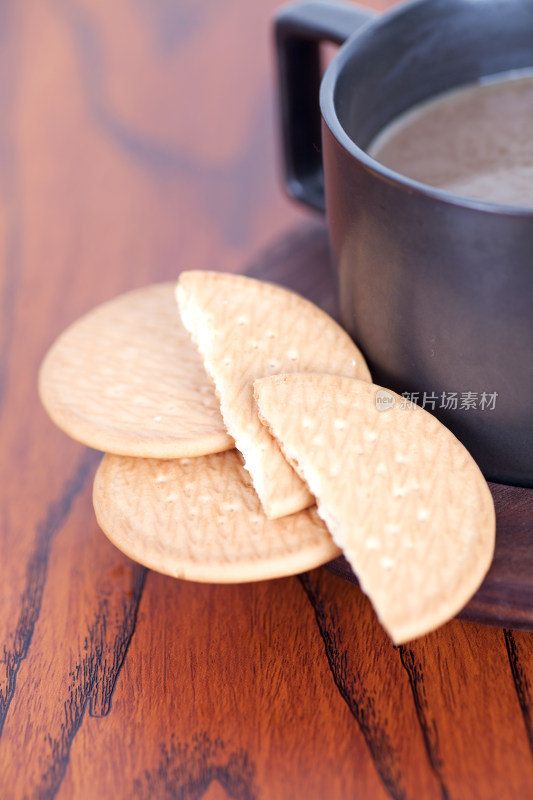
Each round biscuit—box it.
[38,283,233,457]
[254,373,496,643]
[93,449,340,582]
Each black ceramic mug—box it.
[275,0,533,486]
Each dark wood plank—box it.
[504,630,533,757]
[398,625,533,799]
[0,476,146,797]
[58,572,391,800]
[301,570,533,800]
[300,570,445,800]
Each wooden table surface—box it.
[2,0,533,797]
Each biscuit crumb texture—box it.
[176,271,371,519]
[254,374,495,643]
[93,449,340,582]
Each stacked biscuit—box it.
[39,272,495,643]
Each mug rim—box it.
[319,0,533,219]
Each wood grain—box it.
[1,0,533,798]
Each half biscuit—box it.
[176,271,371,519]
[254,373,495,643]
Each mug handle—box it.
[275,1,376,212]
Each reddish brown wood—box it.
[1,1,533,799]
